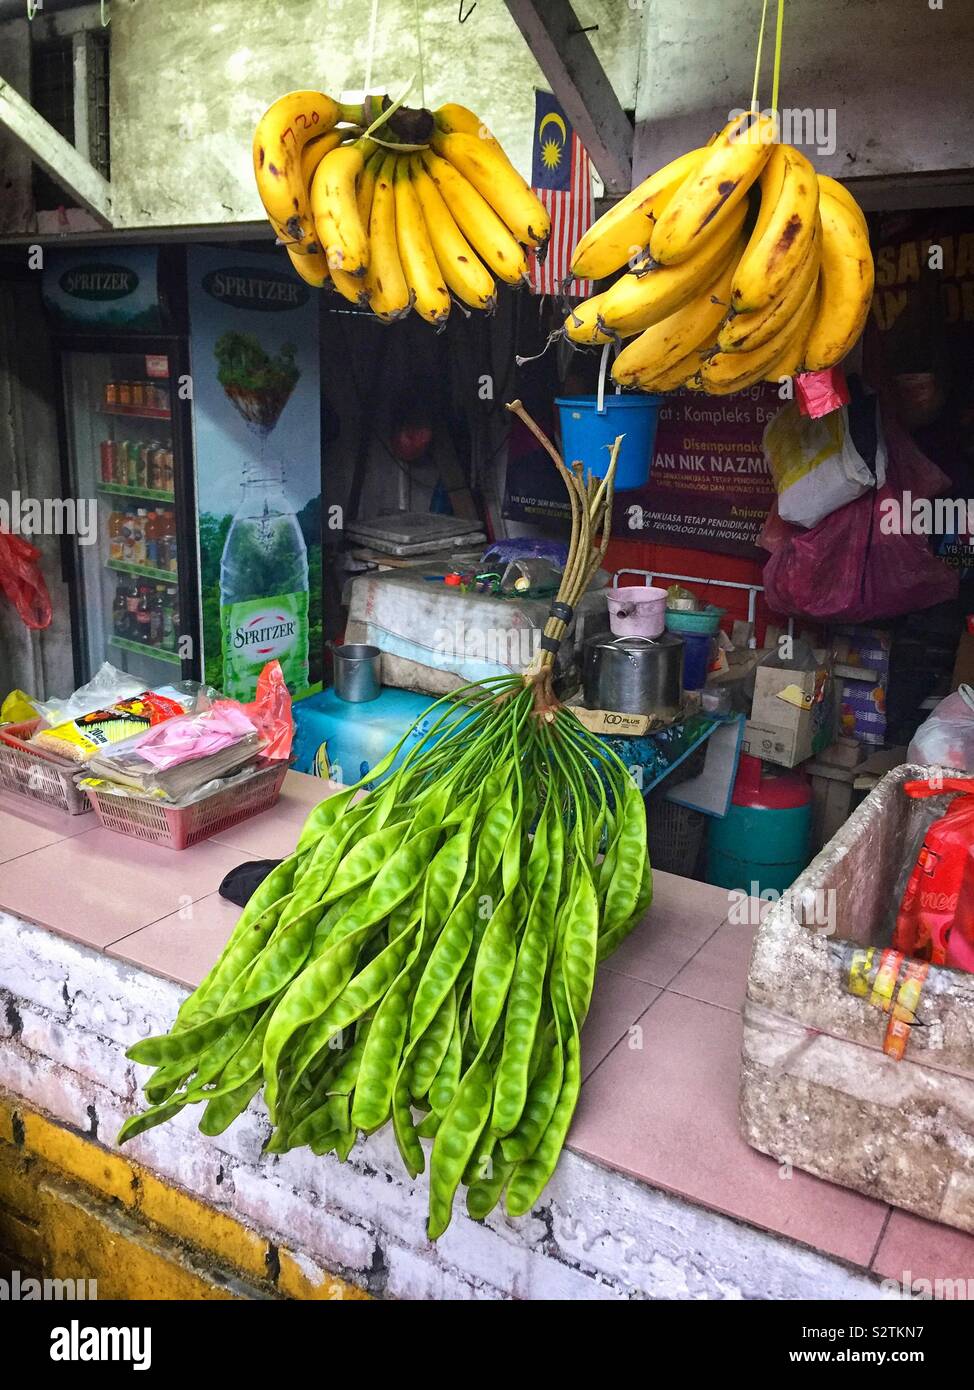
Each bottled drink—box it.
[127,440,140,488]
[115,440,129,485]
[162,586,177,651]
[132,382,145,407]
[219,460,309,699]
[132,510,147,566]
[125,579,140,637]
[121,511,135,563]
[105,381,118,406]
[119,382,132,406]
[144,511,159,568]
[150,587,165,645]
[135,583,152,644]
[99,439,115,484]
[113,582,128,637]
[161,508,177,572]
[138,442,151,490]
[107,509,124,563]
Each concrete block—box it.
[231,1166,376,1274]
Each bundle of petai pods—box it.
[119,404,652,1237]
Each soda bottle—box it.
[99,440,115,483]
[113,582,128,637]
[115,440,128,485]
[125,579,140,638]
[219,460,309,699]
[107,509,124,563]
[133,510,147,566]
[150,587,165,645]
[136,583,152,644]
[162,508,177,572]
[144,511,159,567]
[127,440,140,488]
[162,586,177,651]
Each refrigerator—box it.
[43,247,201,689]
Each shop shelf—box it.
[97,483,175,503]
[106,559,179,583]
[108,635,181,665]
[99,404,171,421]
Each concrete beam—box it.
[502,0,633,195]
[0,74,112,226]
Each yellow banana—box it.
[310,138,375,277]
[817,174,868,232]
[718,215,821,352]
[699,276,819,394]
[764,281,820,383]
[564,291,614,346]
[285,243,330,288]
[394,157,451,327]
[430,130,550,249]
[421,150,530,285]
[730,144,819,312]
[411,156,496,312]
[321,152,380,306]
[300,129,347,191]
[253,91,360,248]
[624,342,716,394]
[365,155,412,322]
[570,148,707,281]
[433,103,492,139]
[803,191,875,370]
[612,255,739,387]
[597,200,747,337]
[649,111,776,265]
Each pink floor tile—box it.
[209,773,340,855]
[582,970,661,1080]
[0,799,89,863]
[603,870,731,988]
[872,1209,974,1289]
[668,908,762,1013]
[0,828,249,950]
[108,891,242,990]
[568,990,889,1268]
[279,771,340,808]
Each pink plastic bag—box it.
[762,405,958,622]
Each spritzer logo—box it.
[0,492,96,545]
[221,590,309,699]
[231,609,297,656]
[879,491,974,536]
[50,1320,151,1371]
[431,620,541,667]
[728,106,836,157]
[1,1269,97,1300]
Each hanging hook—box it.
[26,0,39,19]
[458,1,476,23]
[101,0,110,25]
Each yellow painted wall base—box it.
[0,1091,369,1301]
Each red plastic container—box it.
[86,761,287,849]
[0,719,92,815]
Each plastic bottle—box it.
[107,509,124,563]
[135,583,152,644]
[124,579,140,637]
[133,510,147,566]
[150,587,165,645]
[144,511,159,568]
[161,508,177,573]
[113,582,128,637]
[219,459,309,699]
[162,586,177,651]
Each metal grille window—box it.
[30,27,110,212]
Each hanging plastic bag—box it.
[762,405,958,622]
[232,660,294,762]
[763,399,885,529]
[893,777,974,974]
[0,530,53,630]
[907,685,974,771]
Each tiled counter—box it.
[1,774,972,1299]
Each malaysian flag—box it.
[527,90,595,298]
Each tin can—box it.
[104,381,118,406]
[127,440,140,488]
[119,381,132,406]
[131,381,145,407]
[99,439,116,484]
[138,443,151,489]
[114,441,129,485]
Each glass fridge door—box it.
[61,348,185,684]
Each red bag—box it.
[0,530,53,630]
[893,778,974,974]
[762,406,958,622]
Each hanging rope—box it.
[412,0,427,110]
[770,0,786,117]
[101,0,110,25]
[26,0,39,19]
[750,0,770,110]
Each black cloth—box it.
[218,858,283,907]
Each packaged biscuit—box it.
[31,691,183,763]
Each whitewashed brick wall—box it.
[0,910,882,1300]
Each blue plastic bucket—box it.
[556,394,662,491]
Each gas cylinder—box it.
[706,754,812,897]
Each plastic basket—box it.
[647,794,707,877]
[0,719,92,815]
[86,761,288,850]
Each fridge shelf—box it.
[108,635,181,665]
[107,559,178,583]
[98,483,175,503]
[100,405,171,422]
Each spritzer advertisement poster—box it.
[188,247,322,698]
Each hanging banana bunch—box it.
[565,0,874,398]
[253,93,550,331]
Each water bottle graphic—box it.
[219,458,309,699]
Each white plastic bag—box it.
[763,401,886,529]
[907,685,974,771]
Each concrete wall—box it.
[107,0,641,229]
[634,0,974,182]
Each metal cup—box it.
[332,643,382,703]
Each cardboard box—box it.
[744,663,834,768]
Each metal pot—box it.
[582,633,684,717]
[332,643,382,703]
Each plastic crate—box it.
[646,794,707,876]
[86,761,287,850]
[0,719,92,815]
